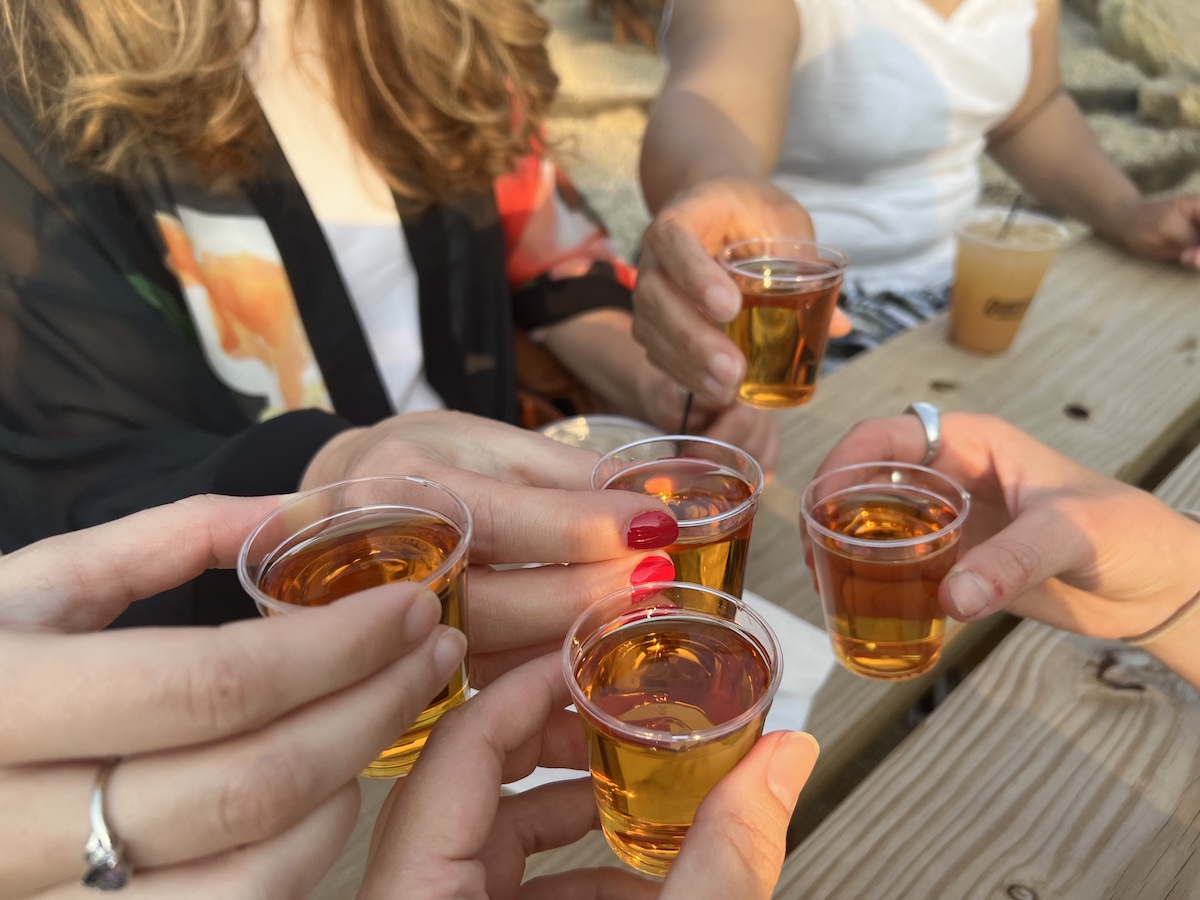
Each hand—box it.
[302,411,680,684]
[1113,192,1200,268]
[636,369,781,477]
[812,413,1200,643]
[360,653,820,900]
[0,495,468,899]
[632,176,851,407]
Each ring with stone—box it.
[82,759,132,891]
[904,402,941,466]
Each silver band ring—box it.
[904,402,941,466]
[82,759,132,891]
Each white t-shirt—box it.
[777,0,1036,292]
[246,0,445,414]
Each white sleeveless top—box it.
[777,0,1036,293]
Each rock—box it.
[547,107,651,259]
[542,0,664,115]
[1060,4,1143,113]
[1138,77,1200,129]
[1097,0,1200,79]
[980,111,1200,224]
[1086,112,1200,194]
[1064,0,1102,25]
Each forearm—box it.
[537,309,658,421]
[639,0,798,213]
[987,92,1141,245]
[641,94,771,213]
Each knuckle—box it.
[177,638,276,736]
[470,489,504,555]
[215,746,309,842]
[989,538,1043,588]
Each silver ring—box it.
[82,759,132,891]
[904,402,941,466]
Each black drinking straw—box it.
[678,391,694,434]
[997,194,1024,239]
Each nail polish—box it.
[629,555,675,586]
[626,511,679,550]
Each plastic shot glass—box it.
[801,462,969,681]
[564,581,782,877]
[720,237,848,408]
[591,436,764,598]
[238,475,471,777]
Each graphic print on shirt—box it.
[157,210,333,420]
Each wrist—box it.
[1092,190,1145,251]
[1122,510,1200,647]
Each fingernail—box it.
[946,569,991,618]
[626,511,679,549]
[629,555,675,586]
[704,284,740,321]
[405,589,441,635]
[767,732,821,811]
[433,629,468,681]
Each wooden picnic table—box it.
[308,235,1200,897]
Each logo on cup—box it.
[983,296,1032,320]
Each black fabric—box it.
[0,91,631,626]
[0,106,270,552]
[512,260,634,331]
[404,192,518,423]
[211,408,355,497]
[245,146,394,426]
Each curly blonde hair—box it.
[0,0,558,205]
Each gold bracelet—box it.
[1122,509,1200,647]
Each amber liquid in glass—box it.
[809,487,960,680]
[575,613,772,876]
[603,459,756,597]
[724,258,843,408]
[258,509,468,776]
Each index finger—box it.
[0,583,442,764]
[644,213,741,322]
[0,494,285,631]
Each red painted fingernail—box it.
[629,555,675,586]
[626,511,679,549]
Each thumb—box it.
[941,505,1090,621]
[662,731,819,900]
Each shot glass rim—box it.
[956,206,1070,252]
[562,580,783,747]
[236,474,474,616]
[589,434,765,529]
[719,237,850,285]
[800,461,971,550]
[538,414,665,446]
